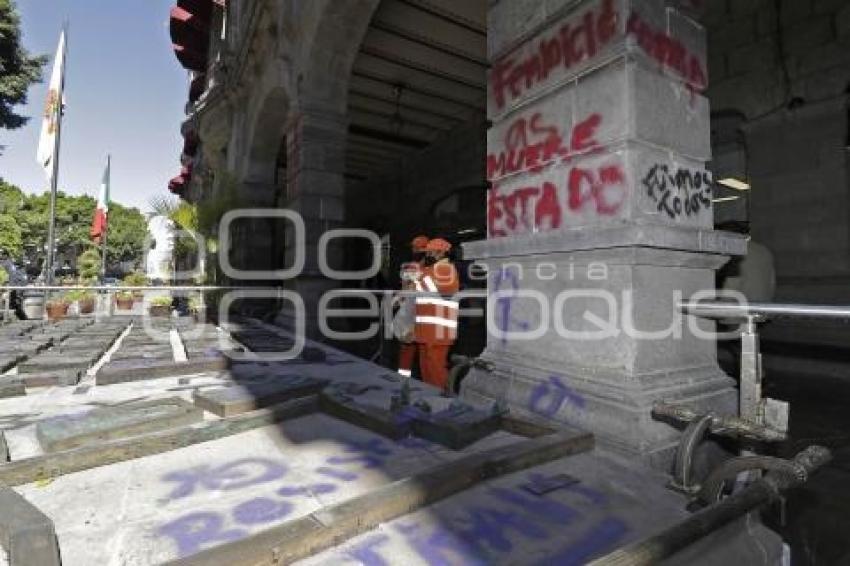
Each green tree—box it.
[0,0,46,132]
[106,202,150,263]
[0,178,25,213]
[17,189,149,272]
[0,213,21,259]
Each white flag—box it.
[36,31,66,180]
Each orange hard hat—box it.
[426,238,452,253]
[411,235,429,252]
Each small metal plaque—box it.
[522,473,580,496]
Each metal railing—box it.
[678,300,850,437]
[680,301,850,321]
[0,285,269,322]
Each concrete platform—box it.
[0,318,786,565]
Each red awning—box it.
[170,5,209,34]
[172,43,207,73]
[177,0,214,19]
[168,161,193,194]
[169,2,213,71]
[168,175,186,194]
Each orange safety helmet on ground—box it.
[425,238,452,253]
[411,235,430,253]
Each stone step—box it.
[0,379,25,399]
[96,356,230,385]
[35,397,204,452]
[192,375,329,417]
[15,370,81,388]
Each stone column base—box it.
[462,356,736,469]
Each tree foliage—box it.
[0,213,22,259]
[0,0,47,131]
[0,178,150,272]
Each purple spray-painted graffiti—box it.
[231,497,294,526]
[157,440,407,558]
[493,267,530,346]
[157,449,626,563]
[535,517,629,566]
[318,438,395,481]
[529,375,586,418]
[160,458,288,500]
[346,533,393,566]
[396,522,488,566]
[326,473,626,565]
[157,512,248,557]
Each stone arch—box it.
[243,85,291,187]
[298,0,381,113]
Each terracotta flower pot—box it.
[78,297,96,314]
[115,297,134,310]
[46,302,69,321]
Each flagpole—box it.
[100,154,110,279]
[44,23,68,285]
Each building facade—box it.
[167,0,850,460]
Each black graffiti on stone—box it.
[643,164,713,219]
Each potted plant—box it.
[65,289,96,315]
[45,295,69,321]
[123,271,147,302]
[115,290,134,311]
[149,295,173,317]
[188,295,206,322]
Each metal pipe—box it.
[588,446,831,566]
[652,402,786,442]
[680,301,850,321]
[696,455,805,505]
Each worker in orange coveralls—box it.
[396,235,430,378]
[414,238,460,391]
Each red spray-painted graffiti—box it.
[487,111,626,237]
[491,0,708,111]
[626,13,707,92]
[491,0,618,111]
[487,161,627,237]
[487,113,602,181]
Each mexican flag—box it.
[36,30,66,180]
[90,156,110,243]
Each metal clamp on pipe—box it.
[653,402,787,443]
[654,401,788,496]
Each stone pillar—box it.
[463,0,745,466]
[275,104,347,337]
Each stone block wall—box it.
[705,0,850,304]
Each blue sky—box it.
[0,0,188,212]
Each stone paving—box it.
[0,316,782,565]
